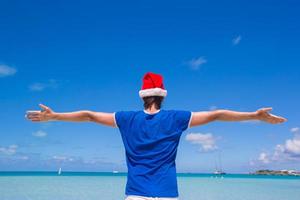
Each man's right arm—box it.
[26,104,117,127]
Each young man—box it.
[26,72,287,200]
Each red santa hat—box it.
[139,72,167,98]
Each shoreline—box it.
[0,171,299,179]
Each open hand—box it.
[26,104,55,122]
[255,107,287,124]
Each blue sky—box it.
[0,0,300,173]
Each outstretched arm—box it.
[189,107,287,127]
[26,104,116,127]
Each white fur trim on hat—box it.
[139,88,167,98]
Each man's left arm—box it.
[189,107,287,127]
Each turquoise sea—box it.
[0,172,299,200]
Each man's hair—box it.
[143,96,164,110]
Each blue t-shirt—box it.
[114,109,192,198]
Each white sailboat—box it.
[213,170,226,175]
[58,167,62,175]
[213,151,226,175]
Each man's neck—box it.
[145,105,160,114]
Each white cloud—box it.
[29,79,58,91]
[272,134,300,161]
[240,119,261,124]
[52,155,74,162]
[0,144,18,155]
[29,83,45,91]
[52,155,67,161]
[186,57,207,70]
[257,134,300,165]
[185,133,218,152]
[258,152,270,164]
[209,105,218,111]
[0,64,17,77]
[84,159,98,164]
[19,156,29,160]
[82,157,118,166]
[232,35,242,45]
[50,155,112,165]
[249,160,255,166]
[290,127,299,133]
[284,137,300,155]
[32,130,47,137]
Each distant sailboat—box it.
[213,150,226,175]
[213,170,226,175]
[58,167,62,175]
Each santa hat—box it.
[139,72,167,98]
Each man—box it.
[26,72,287,200]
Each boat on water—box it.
[213,150,226,175]
[213,170,226,175]
[58,167,62,175]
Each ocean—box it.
[0,172,299,200]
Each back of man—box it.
[115,109,192,198]
[25,71,287,200]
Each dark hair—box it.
[143,96,164,110]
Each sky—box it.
[0,0,300,173]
